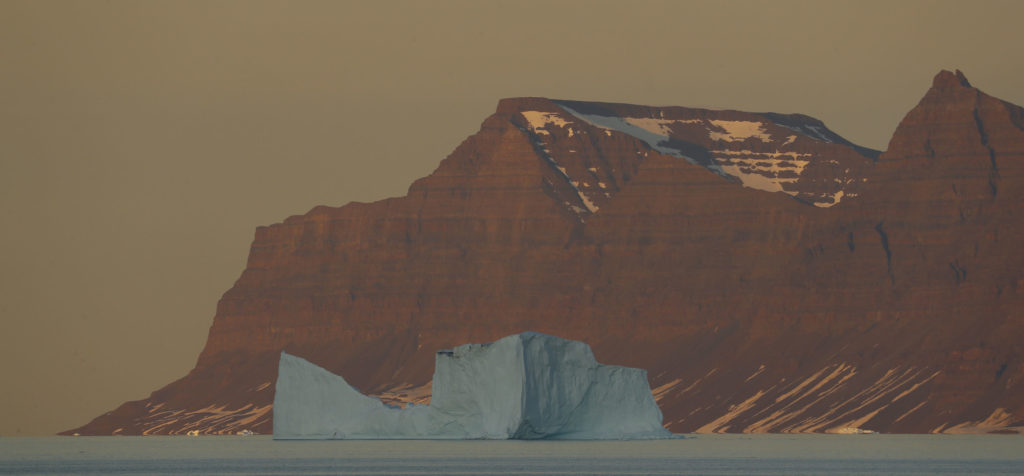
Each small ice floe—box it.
[831,427,876,434]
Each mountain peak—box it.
[880,69,1002,160]
[932,69,972,89]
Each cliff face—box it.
[66,71,1024,435]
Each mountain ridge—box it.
[65,70,1024,436]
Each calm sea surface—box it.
[0,434,1021,475]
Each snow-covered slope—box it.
[531,100,878,208]
[273,332,672,439]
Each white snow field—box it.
[273,332,673,440]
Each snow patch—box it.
[696,390,766,433]
[530,136,596,215]
[521,111,573,135]
[139,403,271,435]
[895,401,928,423]
[718,165,787,192]
[745,365,767,382]
[578,193,599,213]
[708,120,772,142]
[715,149,811,161]
[624,117,701,136]
[775,122,834,143]
[553,165,598,213]
[371,381,433,408]
[814,190,845,208]
[651,378,683,402]
[555,103,857,208]
[805,125,833,143]
[559,104,713,171]
[711,150,814,196]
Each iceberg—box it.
[273,332,673,439]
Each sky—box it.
[1,0,1022,436]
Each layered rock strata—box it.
[66,70,1024,435]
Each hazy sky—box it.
[1,0,1022,436]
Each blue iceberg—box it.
[273,332,672,439]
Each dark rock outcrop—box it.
[65,70,1024,435]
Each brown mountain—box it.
[65,70,1023,436]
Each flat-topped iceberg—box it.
[273,332,673,439]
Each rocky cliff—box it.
[65,70,1024,435]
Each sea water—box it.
[1,434,1022,475]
